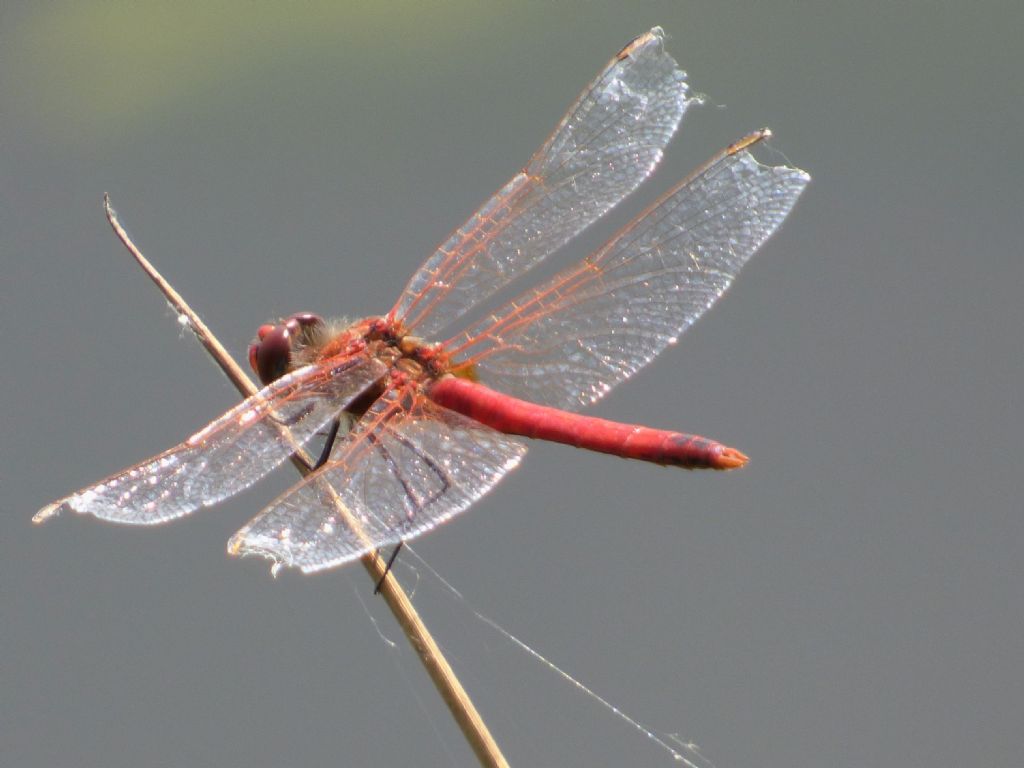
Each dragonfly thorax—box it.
[249,312,452,392]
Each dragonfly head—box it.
[248,312,325,385]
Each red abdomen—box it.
[428,377,747,470]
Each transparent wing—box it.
[444,134,810,410]
[390,27,697,338]
[227,387,527,574]
[35,355,389,525]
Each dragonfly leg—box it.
[295,417,342,472]
[374,542,403,594]
[312,418,342,470]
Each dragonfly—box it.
[35,27,809,575]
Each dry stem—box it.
[103,194,508,768]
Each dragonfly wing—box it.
[390,27,696,338]
[228,388,527,573]
[448,137,810,410]
[35,355,389,525]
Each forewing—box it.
[446,139,810,410]
[390,27,696,338]
[35,355,389,525]
[228,388,527,574]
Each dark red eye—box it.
[247,342,260,377]
[249,314,323,386]
[287,312,324,331]
[250,324,292,385]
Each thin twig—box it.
[103,194,508,768]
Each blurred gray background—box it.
[3,2,1021,767]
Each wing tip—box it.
[33,501,66,524]
[727,128,772,156]
[617,27,666,61]
[226,533,244,556]
[750,128,812,175]
[227,531,286,576]
[228,531,364,577]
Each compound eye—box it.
[247,342,260,377]
[285,312,325,336]
[250,323,292,385]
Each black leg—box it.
[374,542,403,594]
[310,417,342,471]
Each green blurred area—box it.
[3,2,493,139]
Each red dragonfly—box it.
[35,28,808,574]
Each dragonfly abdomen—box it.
[428,376,747,470]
